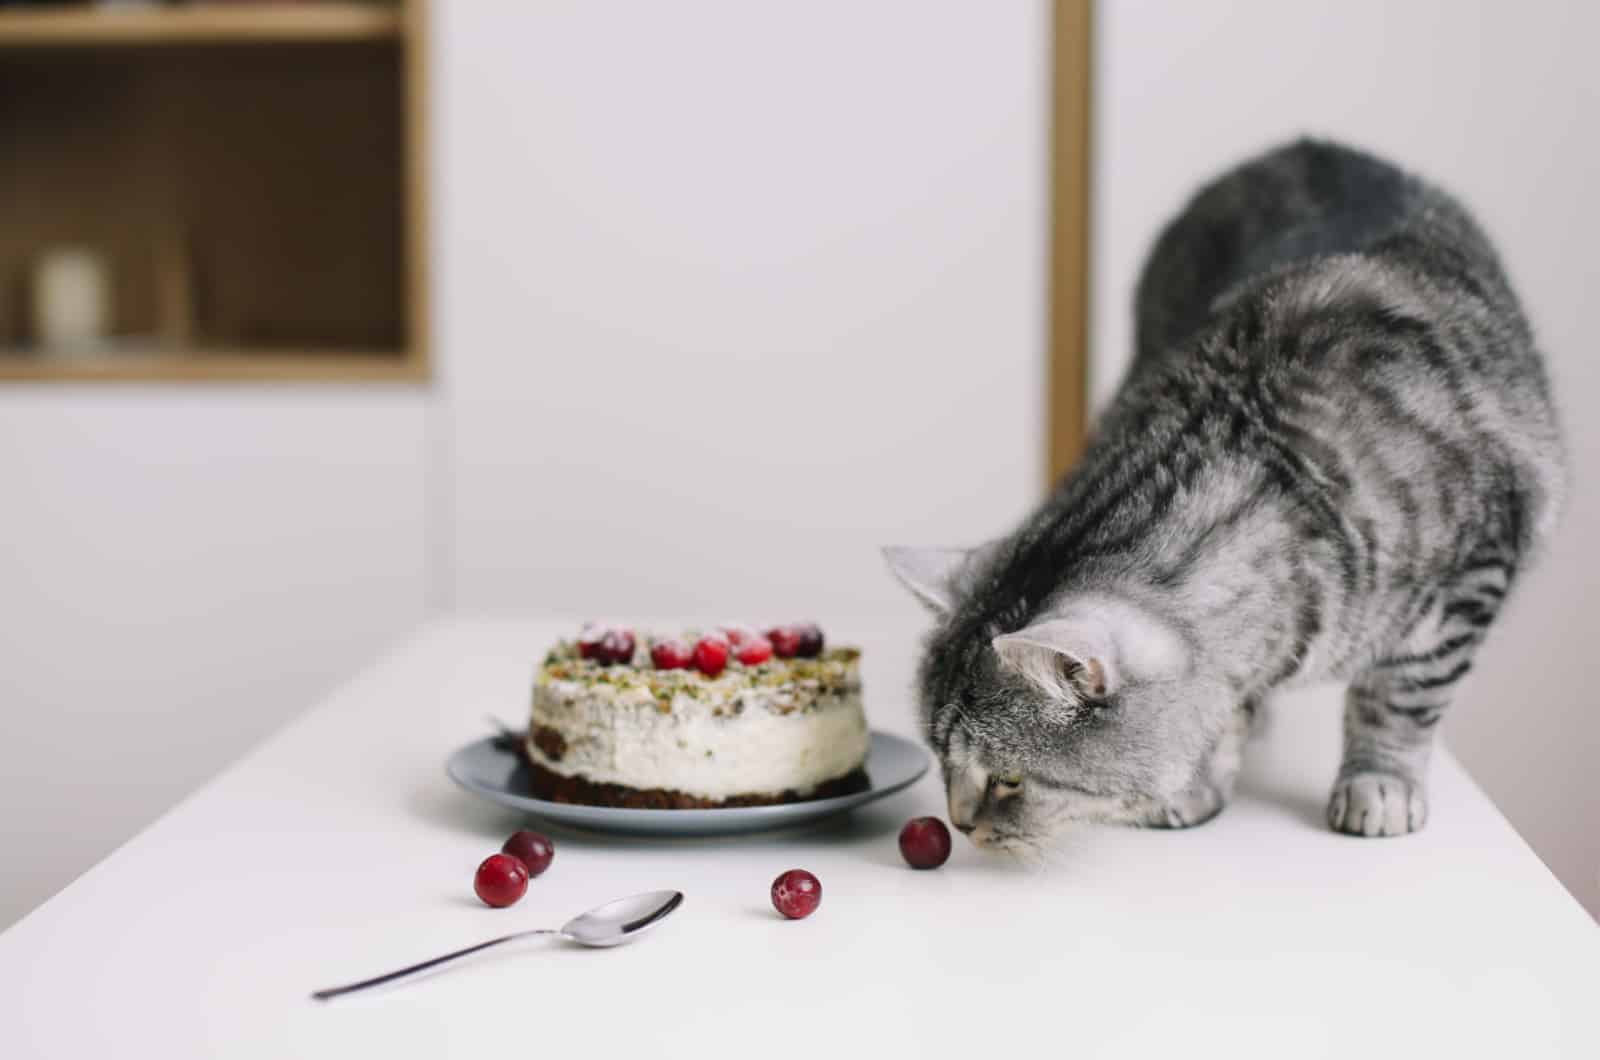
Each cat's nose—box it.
[947,766,987,835]
[947,799,980,836]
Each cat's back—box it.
[1117,139,1565,616]
[1134,139,1522,367]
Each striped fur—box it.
[886,139,1565,850]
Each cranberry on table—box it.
[720,625,757,649]
[735,634,773,666]
[650,638,693,670]
[474,853,530,908]
[898,817,953,869]
[770,869,822,920]
[765,625,803,659]
[794,623,825,658]
[501,830,555,878]
[692,634,730,677]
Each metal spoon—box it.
[311,890,684,1001]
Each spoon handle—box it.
[311,928,560,1001]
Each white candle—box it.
[32,247,111,354]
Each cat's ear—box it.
[882,542,1002,615]
[991,598,1188,701]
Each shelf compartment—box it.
[0,36,421,381]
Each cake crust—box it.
[525,759,871,809]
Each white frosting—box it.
[529,669,869,801]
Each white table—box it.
[2,619,1596,1058]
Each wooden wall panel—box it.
[1048,0,1092,484]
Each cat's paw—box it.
[1143,782,1225,830]
[1327,772,1427,837]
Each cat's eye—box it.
[992,774,1024,792]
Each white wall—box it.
[434,0,1050,621]
[1095,0,1600,917]
[0,391,429,928]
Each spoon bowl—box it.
[561,889,683,947]
[312,889,684,1001]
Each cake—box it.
[526,623,870,808]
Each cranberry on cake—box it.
[527,623,869,808]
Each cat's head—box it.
[885,544,1231,854]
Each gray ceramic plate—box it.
[446,730,930,837]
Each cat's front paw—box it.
[1143,782,1225,830]
[1327,772,1427,837]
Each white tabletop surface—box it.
[2,618,1596,1059]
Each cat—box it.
[886,139,1566,854]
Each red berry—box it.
[599,628,636,665]
[770,869,822,920]
[898,817,953,869]
[794,623,824,658]
[765,626,803,659]
[501,830,555,878]
[577,623,608,660]
[720,625,757,649]
[474,853,529,907]
[650,638,693,670]
[736,635,773,666]
[578,625,635,664]
[692,635,730,677]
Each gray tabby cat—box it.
[886,139,1565,853]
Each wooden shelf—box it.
[0,350,426,383]
[0,4,403,48]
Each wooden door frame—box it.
[1047,0,1092,484]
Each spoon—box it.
[311,889,684,1001]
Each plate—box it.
[446,730,930,837]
